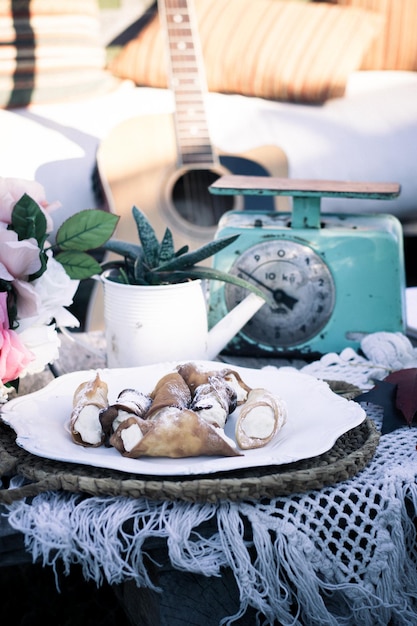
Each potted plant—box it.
[53,205,268,367]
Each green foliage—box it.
[101,206,268,300]
[9,193,49,280]
[53,210,119,279]
[56,209,119,251]
[10,193,48,248]
[9,202,119,281]
[54,250,103,280]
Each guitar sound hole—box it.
[172,169,234,228]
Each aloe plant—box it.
[100,207,268,299]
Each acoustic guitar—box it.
[87,0,288,329]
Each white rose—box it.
[18,324,61,375]
[30,255,80,328]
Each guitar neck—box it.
[158,0,218,167]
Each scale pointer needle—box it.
[237,267,299,310]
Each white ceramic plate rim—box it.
[0,361,366,476]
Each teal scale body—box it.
[208,176,406,358]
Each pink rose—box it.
[0,292,34,384]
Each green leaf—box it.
[158,228,175,264]
[152,267,272,303]
[132,206,160,268]
[5,378,19,393]
[156,235,239,272]
[103,240,143,261]
[1,281,18,328]
[55,210,119,251]
[133,253,148,283]
[9,193,47,246]
[55,250,102,280]
[175,245,189,257]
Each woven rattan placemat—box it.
[0,410,380,504]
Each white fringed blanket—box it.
[3,402,417,626]
[3,332,417,625]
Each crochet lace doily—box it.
[301,331,417,390]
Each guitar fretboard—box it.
[159,0,218,166]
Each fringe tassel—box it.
[4,427,417,625]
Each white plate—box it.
[0,362,366,476]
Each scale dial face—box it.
[225,239,336,348]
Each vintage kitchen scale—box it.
[208,175,406,358]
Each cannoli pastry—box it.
[100,388,151,442]
[177,362,251,405]
[235,388,287,450]
[111,407,241,458]
[145,372,191,420]
[109,415,153,455]
[70,373,109,447]
[191,375,237,428]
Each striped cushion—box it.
[325,0,417,70]
[0,0,117,108]
[108,0,382,104]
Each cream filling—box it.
[121,422,143,452]
[196,398,227,428]
[241,405,275,439]
[75,405,103,445]
[112,409,133,432]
